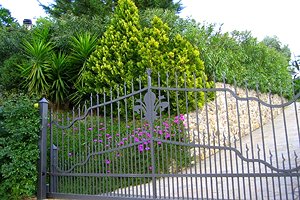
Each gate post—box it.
[37,98,48,200]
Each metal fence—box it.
[41,70,300,200]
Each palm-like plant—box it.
[69,32,98,84]
[69,32,98,105]
[48,51,71,106]
[19,39,53,96]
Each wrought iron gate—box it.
[40,70,300,199]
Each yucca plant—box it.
[69,32,98,105]
[19,39,54,96]
[48,51,71,106]
[69,32,98,83]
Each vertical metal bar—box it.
[295,152,300,199]
[204,74,213,199]
[77,105,82,195]
[245,144,252,199]
[223,77,235,200]
[71,108,76,194]
[268,91,282,200]
[193,73,199,200]
[51,144,58,193]
[269,150,276,200]
[49,108,54,194]
[103,92,107,195]
[214,78,223,200]
[146,69,157,199]
[174,72,183,199]
[157,73,163,199]
[96,94,100,195]
[166,73,173,199]
[233,78,243,199]
[117,87,122,197]
[245,83,256,199]
[279,88,294,198]
[194,73,205,199]
[131,79,135,197]
[282,154,288,199]
[110,88,113,195]
[37,98,48,200]
[212,74,220,200]
[89,94,95,195]
[83,102,87,194]
[255,84,268,199]
[184,73,193,199]
[66,112,70,193]
[124,82,129,197]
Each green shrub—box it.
[82,0,213,114]
[0,94,40,200]
[0,54,23,92]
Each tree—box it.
[262,36,291,60]
[82,0,212,112]
[0,5,17,27]
[40,0,182,19]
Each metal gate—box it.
[39,70,300,199]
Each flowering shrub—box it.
[52,113,191,194]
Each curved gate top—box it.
[40,70,300,200]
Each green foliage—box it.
[19,37,54,96]
[144,11,293,98]
[48,51,71,105]
[41,0,182,19]
[83,0,212,113]
[0,94,40,200]
[49,14,106,51]
[0,26,27,65]
[0,5,17,27]
[0,54,24,92]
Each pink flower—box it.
[180,114,185,121]
[134,137,140,142]
[119,141,124,146]
[165,133,171,139]
[93,139,98,142]
[157,141,162,145]
[149,166,153,171]
[138,144,144,152]
[105,159,111,164]
[88,127,93,131]
[145,146,150,151]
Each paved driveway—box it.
[114,103,300,199]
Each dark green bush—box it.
[0,94,40,200]
[0,54,24,92]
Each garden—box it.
[0,0,298,199]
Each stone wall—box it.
[185,83,286,159]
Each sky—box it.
[1,0,300,57]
